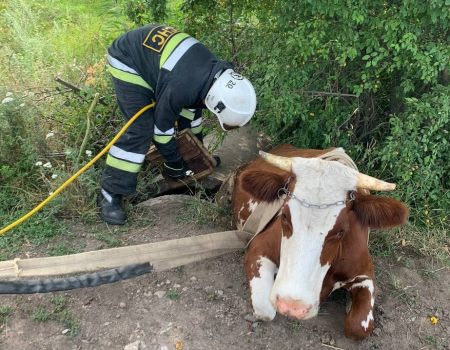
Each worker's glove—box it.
[163,159,194,179]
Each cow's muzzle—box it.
[274,295,314,319]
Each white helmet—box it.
[205,69,257,130]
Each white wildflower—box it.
[19,103,25,107]
[1,97,14,104]
[6,92,13,97]
[49,191,54,195]
[46,132,55,139]
[43,162,52,168]
[85,150,92,157]
[35,161,43,166]
[51,174,58,179]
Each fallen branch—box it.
[77,93,100,164]
[305,90,358,98]
[54,76,107,105]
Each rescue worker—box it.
[98,24,257,225]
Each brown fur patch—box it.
[320,208,349,266]
[240,170,287,202]
[352,193,409,229]
[280,205,293,239]
[345,286,374,340]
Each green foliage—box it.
[0,92,67,259]
[0,0,124,86]
[372,85,450,225]
[0,0,448,266]
[0,94,43,184]
[0,0,123,256]
[124,0,168,25]
[180,0,450,226]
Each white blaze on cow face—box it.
[270,158,359,320]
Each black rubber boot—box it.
[97,189,127,225]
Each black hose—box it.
[0,263,152,294]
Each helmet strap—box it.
[213,69,223,82]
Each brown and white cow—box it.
[232,145,409,340]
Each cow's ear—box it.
[352,194,409,229]
[240,170,287,202]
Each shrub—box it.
[180,0,450,226]
[372,85,449,225]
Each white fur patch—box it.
[361,310,374,331]
[237,205,245,229]
[332,275,370,293]
[249,257,278,320]
[247,199,258,213]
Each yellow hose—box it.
[0,102,155,236]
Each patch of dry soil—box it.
[1,196,449,350]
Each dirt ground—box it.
[0,195,449,350]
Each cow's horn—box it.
[259,151,292,171]
[357,173,396,191]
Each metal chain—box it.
[277,187,356,209]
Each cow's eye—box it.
[336,230,345,239]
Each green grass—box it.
[176,187,227,226]
[0,306,13,331]
[32,295,79,337]
[32,306,52,322]
[92,231,122,248]
[166,290,180,301]
[369,230,397,258]
[0,209,67,261]
[1,0,127,86]
[47,243,78,257]
[423,335,437,347]
[369,224,450,267]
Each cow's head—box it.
[240,151,409,320]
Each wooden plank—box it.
[0,231,251,278]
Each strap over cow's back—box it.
[241,196,286,247]
[318,147,359,171]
